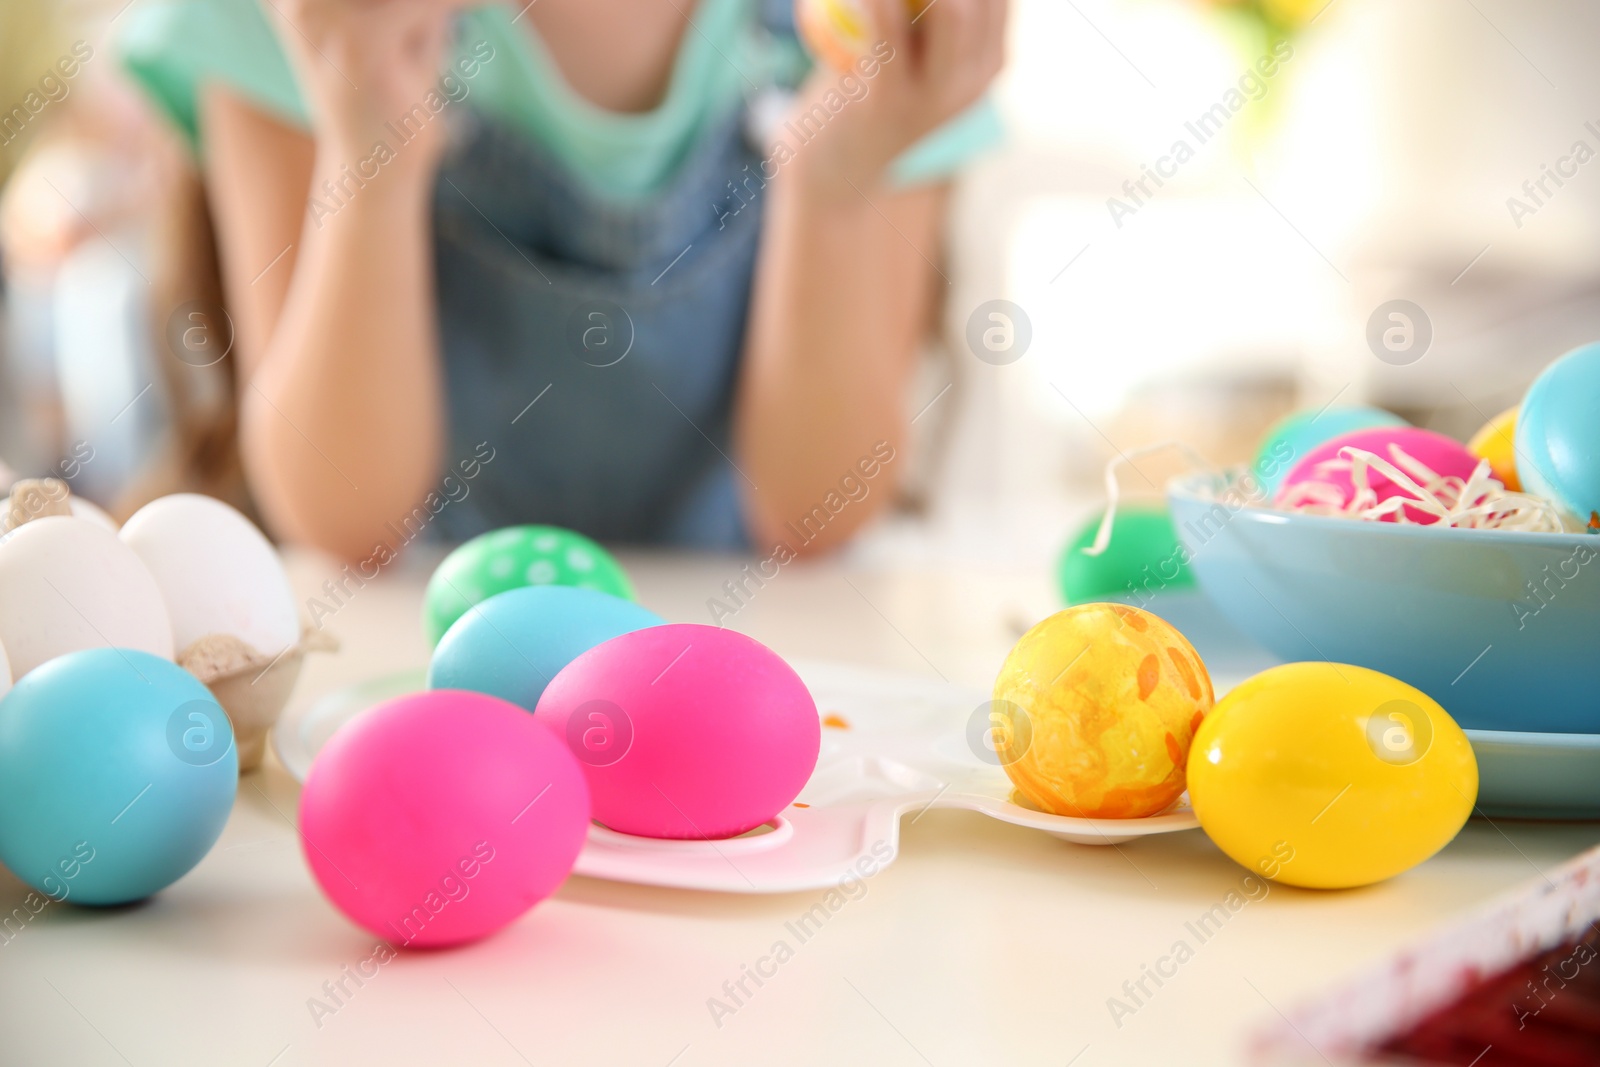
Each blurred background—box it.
[4,0,1598,567]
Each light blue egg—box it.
[428,585,664,711]
[0,648,238,906]
[1254,406,1408,495]
[1518,340,1600,522]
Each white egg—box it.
[0,638,11,700]
[65,496,118,531]
[0,492,117,538]
[119,494,299,659]
[0,516,175,678]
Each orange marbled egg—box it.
[992,604,1214,819]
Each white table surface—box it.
[2,549,1595,1067]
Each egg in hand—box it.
[797,0,932,71]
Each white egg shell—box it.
[0,638,11,700]
[0,493,117,538]
[65,496,118,531]
[119,494,299,658]
[0,516,175,678]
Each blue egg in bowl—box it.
[1168,472,1600,734]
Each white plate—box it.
[274,660,1201,893]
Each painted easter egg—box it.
[1057,504,1193,605]
[533,624,820,839]
[798,0,932,70]
[423,525,634,647]
[1274,426,1480,523]
[1187,662,1476,889]
[429,586,664,712]
[992,603,1214,819]
[1467,406,1521,492]
[1517,342,1600,524]
[299,690,590,947]
[0,648,237,905]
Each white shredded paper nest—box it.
[1084,441,1580,559]
[1274,443,1573,533]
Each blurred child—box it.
[119,0,1006,558]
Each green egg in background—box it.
[1057,504,1194,605]
[423,525,635,647]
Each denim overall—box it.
[427,52,776,549]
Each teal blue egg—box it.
[428,585,664,712]
[1517,341,1600,524]
[1254,406,1408,495]
[0,648,238,905]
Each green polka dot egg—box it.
[423,525,635,647]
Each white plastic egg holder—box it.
[276,660,1200,893]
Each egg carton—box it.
[276,660,1199,893]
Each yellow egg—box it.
[1467,405,1520,491]
[992,604,1214,819]
[797,0,932,71]
[1260,0,1327,30]
[1187,663,1477,889]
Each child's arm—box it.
[736,0,1007,553]
[203,0,453,561]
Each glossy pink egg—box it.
[1274,426,1481,523]
[533,624,820,840]
[299,690,589,948]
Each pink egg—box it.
[1274,426,1481,523]
[533,624,820,840]
[299,691,589,948]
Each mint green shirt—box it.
[118,0,1001,200]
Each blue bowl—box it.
[1168,473,1600,733]
[1465,729,1600,818]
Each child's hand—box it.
[792,0,1008,194]
[270,0,456,174]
